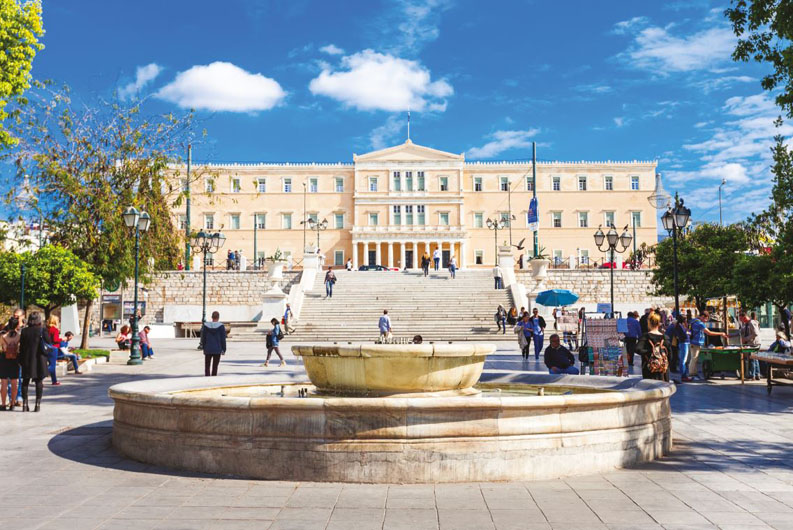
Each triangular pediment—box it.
[354,139,464,162]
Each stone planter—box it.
[529,258,550,279]
[266,259,288,279]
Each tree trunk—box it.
[80,298,93,349]
[776,303,791,340]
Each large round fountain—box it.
[109,343,675,483]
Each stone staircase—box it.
[284,269,515,342]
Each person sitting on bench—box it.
[544,334,580,375]
[59,332,83,374]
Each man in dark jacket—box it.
[201,311,226,376]
[544,334,579,374]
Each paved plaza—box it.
[3,337,793,530]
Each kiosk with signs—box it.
[580,315,625,376]
[101,294,122,334]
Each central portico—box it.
[351,139,467,269]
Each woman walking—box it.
[0,317,22,410]
[19,312,51,412]
[46,315,62,386]
[324,267,336,299]
[448,256,457,279]
[263,318,285,367]
[635,312,671,382]
[495,305,507,334]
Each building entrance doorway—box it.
[368,250,377,266]
[442,250,451,268]
[405,250,414,270]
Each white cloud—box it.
[614,117,626,127]
[380,0,453,56]
[611,16,649,35]
[467,129,539,159]
[319,44,344,55]
[370,115,406,150]
[694,75,755,94]
[119,63,162,100]
[617,23,735,74]
[156,62,286,112]
[308,50,452,112]
[574,83,612,94]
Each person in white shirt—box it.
[345,258,352,271]
[492,266,503,289]
[433,248,441,271]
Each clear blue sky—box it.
[33,0,777,223]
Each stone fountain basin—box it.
[291,343,496,395]
[108,373,675,483]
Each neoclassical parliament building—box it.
[178,140,658,269]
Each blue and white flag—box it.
[527,196,539,231]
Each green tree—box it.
[652,223,748,312]
[5,87,208,347]
[0,245,99,319]
[0,0,44,148]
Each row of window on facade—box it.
[183,208,642,231]
[195,173,642,194]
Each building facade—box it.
[178,140,658,269]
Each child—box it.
[59,332,83,375]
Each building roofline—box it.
[170,159,657,170]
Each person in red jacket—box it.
[46,315,62,386]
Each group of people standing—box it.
[0,309,82,412]
[226,249,245,270]
[420,249,456,278]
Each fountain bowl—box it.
[291,343,495,396]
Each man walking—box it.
[324,267,336,299]
[448,256,457,279]
[624,311,641,367]
[283,303,295,334]
[421,254,430,277]
[688,311,727,379]
[740,310,762,380]
[493,265,503,289]
[378,310,392,341]
[433,248,441,271]
[200,311,226,377]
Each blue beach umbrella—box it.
[534,289,579,307]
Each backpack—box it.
[648,338,669,374]
[3,332,20,360]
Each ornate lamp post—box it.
[307,218,328,252]
[661,193,691,318]
[190,230,226,324]
[122,207,151,365]
[593,224,632,318]
[486,217,508,265]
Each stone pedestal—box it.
[61,304,81,336]
[260,286,287,324]
[239,255,248,271]
[266,260,287,280]
[497,246,515,288]
[529,258,550,280]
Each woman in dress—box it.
[19,312,52,412]
[264,318,285,367]
[0,317,22,410]
[635,312,671,382]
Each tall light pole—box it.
[185,143,192,270]
[190,230,227,325]
[718,178,726,226]
[308,218,328,252]
[532,141,538,257]
[593,224,632,318]
[123,207,151,365]
[661,193,692,318]
[486,217,508,265]
[253,213,258,270]
[302,181,307,252]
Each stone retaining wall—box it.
[517,269,674,308]
[93,271,301,325]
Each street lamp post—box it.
[20,262,26,310]
[307,218,328,253]
[122,207,151,365]
[661,193,692,318]
[190,230,227,325]
[593,224,633,318]
[486,217,508,265]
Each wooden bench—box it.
[751,353,793,394]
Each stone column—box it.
[425,241,430,256]
[388,242,394,268]
[352,241,358,269]
[375,241,382,266]
[399,241,406,270]
[460,240,467,268]
[410,242,418,269]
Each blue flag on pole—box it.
[528,197,538,231]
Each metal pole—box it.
[672,223,680,318]
[127,227,142,365]
[185,144,192,270]
[201,248,208,324]
[610,247,615,318]
[718,180,724,226]
[508,179,512,246]
[632,218,637,269]
[20,263,26,310]
[494,225,498,265]
[253,215,258,270]
[303,182,307,252]
[316,227,320,250]
[532,141,538,257]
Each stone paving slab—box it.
[2,338,793,529]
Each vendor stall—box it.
[700,346,760,383]
[750,352,793,394]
